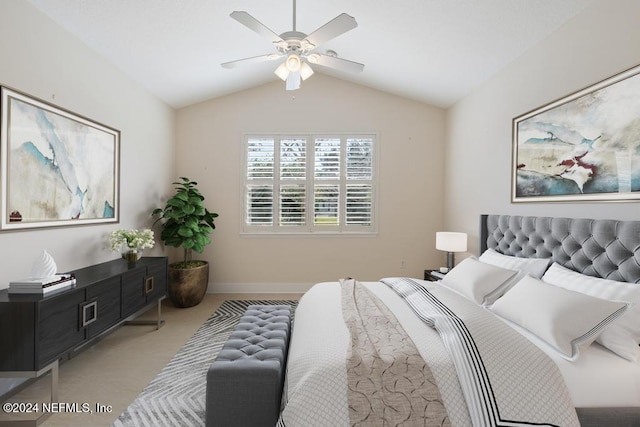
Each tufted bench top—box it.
[206,304,292,427]
[215,306,291,365]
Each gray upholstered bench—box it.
[205,304,292,427]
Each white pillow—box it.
[479,248,551,278]
[490,275,629,360]
[478,249,551,304]
[542,262,640,361]
[440,257,518,305]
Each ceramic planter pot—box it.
[168,261,208,308]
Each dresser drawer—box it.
[37,290,85,368]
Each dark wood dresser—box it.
[0,255,167,414]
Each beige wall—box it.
[445,0,640,255]
[0,2,175,289]
[176,74,445,292]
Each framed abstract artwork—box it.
[512,64,640,203]
[0,87,120,230]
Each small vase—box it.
[122,247,142,266]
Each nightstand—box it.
[424,269,447,281]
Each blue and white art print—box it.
[0,87,119,230]
[512,64,640,203]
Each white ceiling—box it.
[28,0,595,109]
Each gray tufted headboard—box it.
[480,214,640,284]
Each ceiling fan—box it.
[221,0,364,90]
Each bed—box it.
[277,214,640,426]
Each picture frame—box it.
[0,86,120,230]
[512,64,640,203]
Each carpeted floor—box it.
[112,299,296,427]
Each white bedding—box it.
[282,278,640,426]
[503,315,640,407]
[435,273,640,408]
[281,281,473,426]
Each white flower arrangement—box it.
[109,228,155,253]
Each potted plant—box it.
[152,177,218,307]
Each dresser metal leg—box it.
[0,360,58,426]
[124,296,166,330]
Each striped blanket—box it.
[380,277,579,426]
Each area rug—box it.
[112,299,297,427]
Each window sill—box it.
[240,231,378,238]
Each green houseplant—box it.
[152,177,218,307]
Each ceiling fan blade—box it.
[304,13,357,47]
[309,54,364,74]
[230,11,283,43]
[222,54,282,69]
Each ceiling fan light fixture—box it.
[300,61,314,80]
[274,62,289,81]
[285,54,301,72]
[286,71,301,91]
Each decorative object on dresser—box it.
[30,249,58,278]
[435,231,467,271]
[8,274,76,295]
[8,250,76,295]
[0,86,120,230]
[152,177,218,308]
[0,256,167,426]
[512,63,640,203]
[109,228,156,266]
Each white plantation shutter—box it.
[346,137,373,179]
[246,138,274,226]
[246,185,273,225]
[345,137,374,227]
[313,138,341,230]
[243,134,376,234]
[315,138,341,179]
[246,138,274,178]
[280,185,306,225]
[346,184,372,226]
[279,138,307,228]
[280,138,306,179]
[314,184,340,226]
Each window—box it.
[243,134,377,234]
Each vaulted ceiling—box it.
[28,0,595,109]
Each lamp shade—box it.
[299,61,314,80]
[436,232,467,252]
[274,62,289,81]
[285,54,301,72]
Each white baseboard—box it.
[207,282,315,294]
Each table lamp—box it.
[436,232,468,271]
